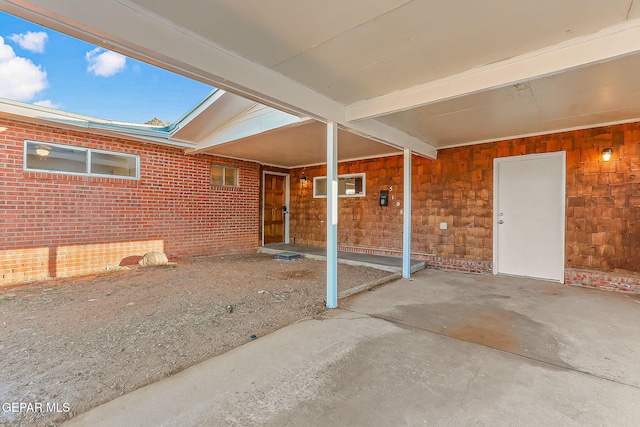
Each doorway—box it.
[263,172,289,245]
[493,152,565,282]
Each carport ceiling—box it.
[4,0,640,154]
[205,121,401,168]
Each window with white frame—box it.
[211,165,238,187]
[24,140,139,178]
[313,173,365,198]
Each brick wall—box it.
[0,117,260,285]
[289,122,640,280]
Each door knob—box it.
[498,220,504,224]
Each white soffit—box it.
[275,0,636,104]
[189,103,307,154]
[0,0,435,158]
[172,91,257,142]
[346,17,640,121]
[203,121,400,168]
[127,0,411,70]
[130,0,635,104]
[3,0,640,157]
[377,52,640,148]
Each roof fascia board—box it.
[203,150,404,170]
[287,151,403,169]
[0,97,197,148]
[0,97,91,126]
[116,132,194,149]
[167,88,225,136]
[346,18,640,121]
[0,96,174,136]
[86,121,182,140]
[1,0,437,158]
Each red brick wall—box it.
[289,122,640,277]
[0,117,260,285]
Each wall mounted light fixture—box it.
[602,147,613,161]
[300,170,308,184]
[35,145,50,157]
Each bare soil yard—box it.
[0,253,391,426]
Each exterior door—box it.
[494,152,565,282]
[264,173,288,244]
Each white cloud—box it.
[85,48,126,77]
[8,31,48,53]
[33,99,60,109]
[0,36,48,101]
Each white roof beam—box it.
[0,0,339,120]
[346,18,640,121]
[1,0,437,158]
[344,120,437,159]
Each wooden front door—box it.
[264,174,287,244]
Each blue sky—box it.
[0,12,213,124]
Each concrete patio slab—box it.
[258,243,426,273]
[345,269,640,389]
[65,270,640,426]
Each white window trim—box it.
[23,140,140,179]
[313,173,366,198]
[211,165,239,187]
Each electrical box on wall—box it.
[379,190,389,206]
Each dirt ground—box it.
[0,253,391,426]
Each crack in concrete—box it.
[465,348,492,398]
[322,315,371,321]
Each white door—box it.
[493,152,565,282]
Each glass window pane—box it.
[355,177,363,194]
[91,152,137,177]
[343,177,357,195]
[225,167,237,186]
[26,141,87,173]
[315,178,327,196]
[335,177,363,195]
[344,176,364,195]
[338,178,346,195]
[314,175,365,198]
[211,166,224,185]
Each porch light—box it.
[602,147,613,161]
[300,170,308,184]
[35,145,50,157]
